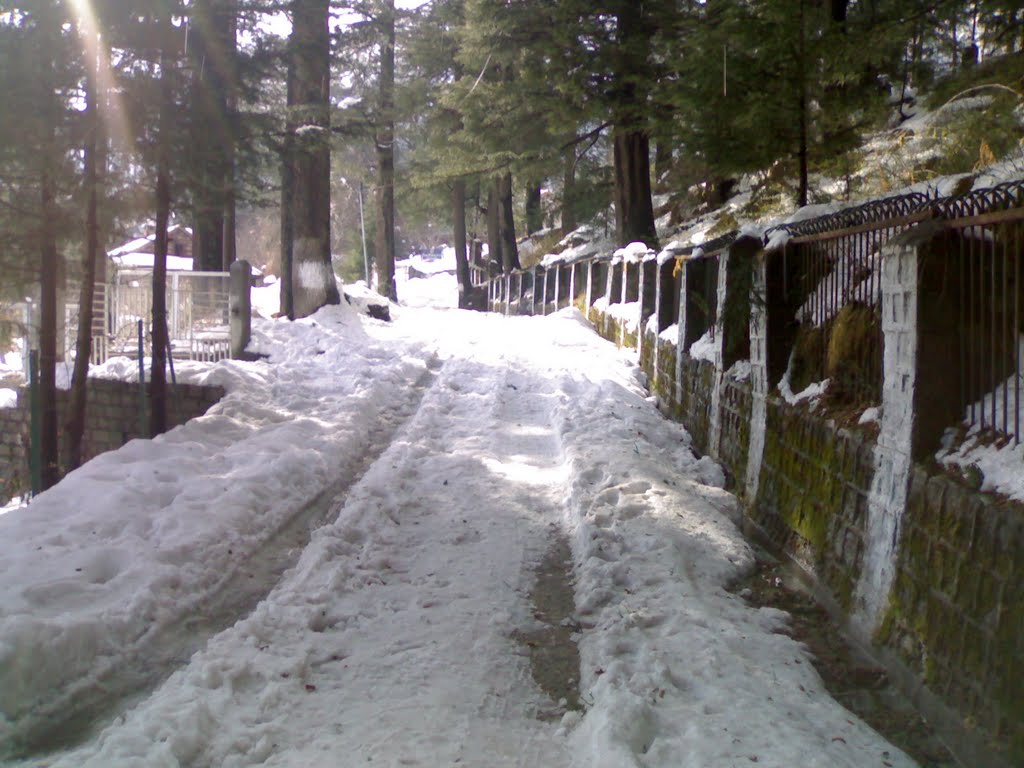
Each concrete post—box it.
[229,260,252,359]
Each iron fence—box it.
[764,192,939,407]
[935,180,1024,443]
[479,180,1024,445]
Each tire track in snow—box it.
[8,356,444,762]
[230,355,579,768]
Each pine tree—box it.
[374,0,397,301]
[674,0,906,206]
[65,15,106,470]
[188,0,238,272]
[283,0,340,319]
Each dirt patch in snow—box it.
[514,534,583,722]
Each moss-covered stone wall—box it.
[677,356,716,457]
[877,467,1024,758]
[639,329,656,386]
[717,376,752,491]
[653,336,679,418]
[751,398,874,612]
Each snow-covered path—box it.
[1,276,917,767]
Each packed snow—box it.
[0,269,915,767]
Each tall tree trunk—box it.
[222,0,238,270]
[150,8,174,438]
[66,28,104,471]
[497,171,519,274]
[561,146,577,236]
[612,9,659,250]
[288,0,340,319]
[613,130,658,249]
[797,0,809,208]
[486,179,501,276]
[37,6,60,490]
[280,60,295,319]
[453,178,473,309]
[525,180,542,235]
[189,0,235,271]
[654,139,672,186]
[374,0,397,301]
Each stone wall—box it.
[677,356,715,456]
[588,286,1021,766]
[0,379,224,500]
[751,397,875,612]
[717,375,752,493]
[878,468,1024,757]
[652,336,679,418]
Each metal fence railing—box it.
[482,179,1024,445]
[763,192,937,407]
[934,181,1024,443]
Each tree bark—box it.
[797,0,809,208]
[280,61,295,319]
[222,0,238,270]
[613,130,658,249]
[654,139,672,186]
[374,0,397,301]
[288,0,340,318]
[66,29,104,471]
[452,178,473,309]
[497,171,519,274]
[612,9,659,250]
[486,180,501,276]
[150,8,174,438]
[37,6,60,490]
[189,0,235,271]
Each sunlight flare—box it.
[66,0,134,154]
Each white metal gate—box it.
[107,270,231,362]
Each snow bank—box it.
[0,301,435,748]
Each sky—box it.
[0,260,917,767]
[256,0,432,39]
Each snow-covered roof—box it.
[111,253,195,271]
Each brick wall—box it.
[0,379,224,501]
